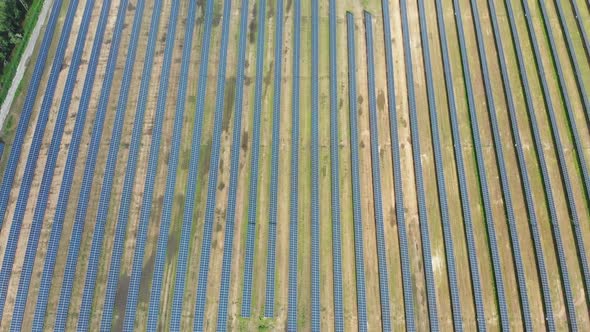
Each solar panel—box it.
[379,1,415,327]
[240,0,267,318]
[215,0,251,329]
[146,0,199,329]
[12,0,114,329]
[399,0,440,327]
[450,0,510,327]
[0,0,83,319]
[432,0,486,328]
[169,0,215,328]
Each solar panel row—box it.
[519,0,582,327]
[0,0,65,227]
[432,0,486,328]
[64,0,148,329]
[329,1,344,329]
[169,0,215,328]
[487,0,556,328]
[467,0,533,328]
[240,0,267,318]
[345,12,368,332]
[413,0,465,328]
[310,0,321,330]
[399,0,439,328]
[12,0,113,329]
[0,0,83,319]
[451,0,510,327]
[363,12,392,331]
[288,0,301,329]
[264,0,285,318]
[379,1,415,327]
[122,0,181,329]
[216,0,250,329]
[192,0,233,328]
[146,0,199,329]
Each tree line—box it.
[0,0,33,73]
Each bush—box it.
[0,0,43,105]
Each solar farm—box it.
[0,0,589,330]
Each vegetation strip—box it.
[0,0,82,318]
[12,0,113,329]
[168,0,214,328]
[345,12,368,332]
[0,0,64,225]
[121,0,181,328]
[379,1,415,327]
[264,0,285,318]
[328,0,344,329]
[287,0,300,328]
[146,0,199,328]
[240,0,267,317]
[433,0,487,328]
[215,0,251,328]
[399,0,439,328]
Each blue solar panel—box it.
[433,0,486,328]
[216,0,250,329]
[169,0,215,328]
[0,0,82,319]
[99,0,164,327]
[73,0,149,329]
[264,0,284,318]
[121,0,181,329]
[328,1,343,330]
[517,0,584,328]
[48,0,141,329]
[550,0,590,126]
[486,0,556,328]
[345,13,369,332]
[538,0,590,303]
[450,0,510,327]
[310,1,321,330]
[467,0,533,328]
[412,0,467,327]
[146,0,199,329]
[287,0,301,329]
[0,0,65,227]
[192,0,233,329]
[568,0,590,66]
[363,12,394,331]
[379,1,415,328]
[241,0,267,318]
[11,0,113,329]
[398,0,439,328]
